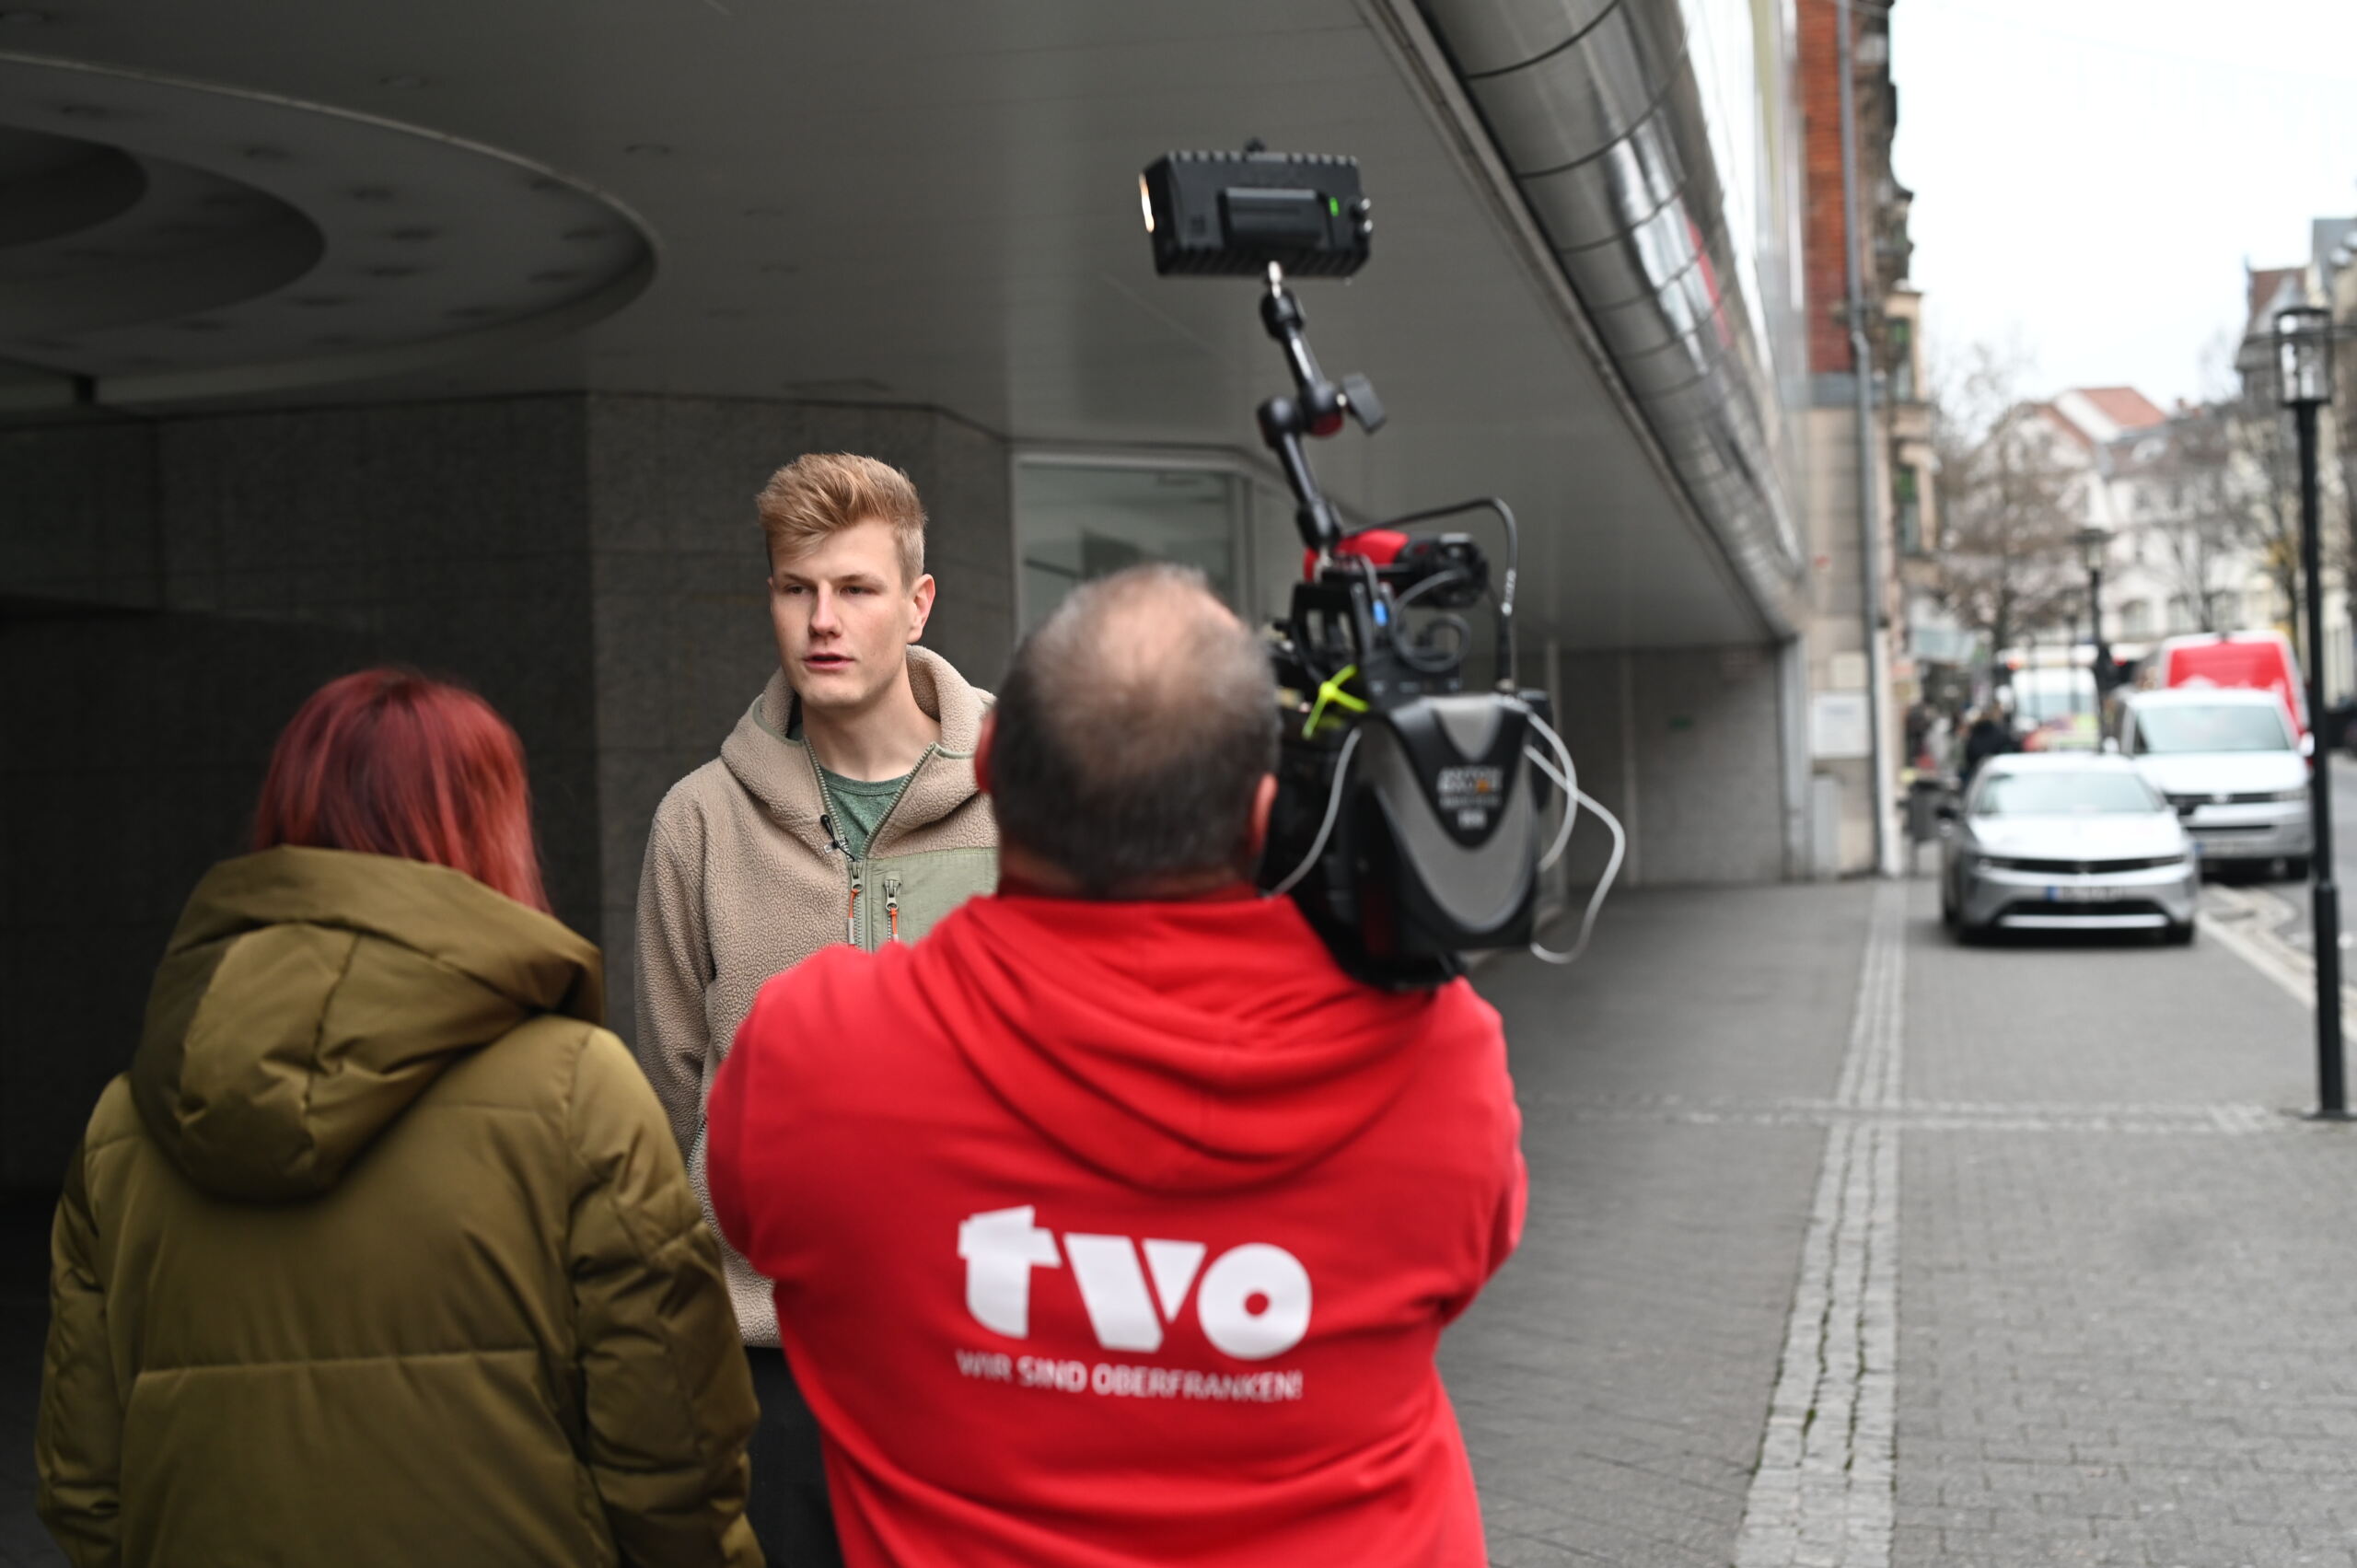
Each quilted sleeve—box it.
[35,1138,122,1568]
[567,1028,761,1568]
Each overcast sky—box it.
[1891,0,2357,410]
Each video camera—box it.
[1142,147,1585,989]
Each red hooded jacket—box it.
[706,888,1525,1568]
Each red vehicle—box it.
[2151,632,2307,740]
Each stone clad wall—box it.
[0,394,1014,1190]
[1538,644,1792,900]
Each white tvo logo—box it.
[957,1206,1311,1362]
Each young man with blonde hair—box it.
[634,452,998,1563]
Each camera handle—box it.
[1254,262,1383,556]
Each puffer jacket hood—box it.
[901,888,1451,1193]
[130,844,603,1202]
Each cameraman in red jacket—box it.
[707,563,1526,1568]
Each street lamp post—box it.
[2075,525,2111,696]
[2275,304,2344,1119]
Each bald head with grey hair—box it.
[983,564,1280,899]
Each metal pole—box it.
[1836,0,1894,875]
[2298,399,2347,1119]
[2076,590,2089,717]
[2090,558,2109,694]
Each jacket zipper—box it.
[860,743,938,861]
[807,749,861,948]
[807,737,939,952]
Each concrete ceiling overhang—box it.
[0,0,1786,651]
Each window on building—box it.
[2121,599,2152,636]
[1887,317,1916,404]
[1892,464,1922,554]
[1015,459,1248,633]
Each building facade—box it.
[1,0,1911,1186]
[1797,0,1919,874]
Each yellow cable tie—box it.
[1305,665,1370,738]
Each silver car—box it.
[2119,687,2312,876]
[1941,754,2199,944]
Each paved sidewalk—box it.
[10,875,2357,1568]
[1446,882,1877,1567]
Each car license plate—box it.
[2046,884,2119,904]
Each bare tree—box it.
[1927,344,2083,670]
[2134,402,2258,633]
[2218,339,2305,633]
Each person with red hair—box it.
[35,668,761,1568]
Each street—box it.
[2201,761,2357,967]
[1446,871,2357,1568]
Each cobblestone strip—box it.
[1734,881,1904,1568]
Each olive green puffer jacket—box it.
[36,846,761,1568]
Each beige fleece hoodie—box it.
[633,645,997,1344]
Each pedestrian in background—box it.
[1962,706,2014,782]
[634,452,999,1564]
[36,668,759,1568]
[708,566,1525,1567]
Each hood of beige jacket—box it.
[718,644,990,858]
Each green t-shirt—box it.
[819,767,910,860]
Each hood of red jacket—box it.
[905,889,1453,1195]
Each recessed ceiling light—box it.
[623,143,671,157]
[377,74,430,89]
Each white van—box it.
[2119,687,2312,876]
